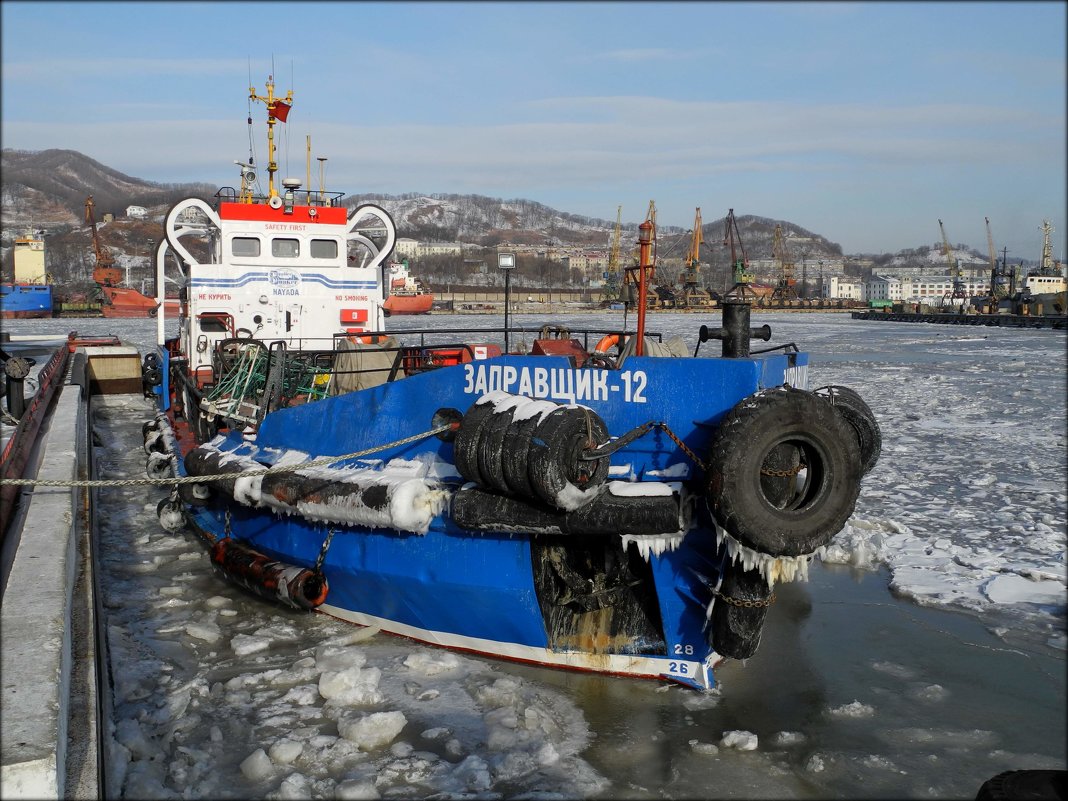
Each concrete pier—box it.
[0,338,139,799]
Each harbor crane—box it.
[985,217,1010,301]
[602,205,622,303]
[677,208,714,308]
[85,195,122,287]
[723,208,756,300]
[938,218,968,307]
[770,224,799,302]
[686,208,704,272]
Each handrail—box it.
[213,187,346,208]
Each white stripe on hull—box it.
[318,603,720,690]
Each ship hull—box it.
[154,343,851,691]
[383,292,433,314]
[100,286,180,318]
[0,284,53,319]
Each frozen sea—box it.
[3,310,1065,799]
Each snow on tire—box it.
[527,406,610,511]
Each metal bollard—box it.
[4,356,32,419]
[699,299,772,358]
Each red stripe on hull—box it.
[0,310,52,319]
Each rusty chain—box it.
[654,423,707,472]
[314,527,337,574]
[712,587,777,608]
[760,463,804,478]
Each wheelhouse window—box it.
[272,238,300,258]
[231,237,261,257]
[310,239,338,259]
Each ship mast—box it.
[1039,220,1056,274]
[248,75,293,200]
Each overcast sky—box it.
[2,1,1065,260]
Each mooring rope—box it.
[0,424,452,489]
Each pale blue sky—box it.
[2,1,1065,259]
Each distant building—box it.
[824,275,863,300]
[866,275,903,301]
[126,205,147,219]
[419,242,463,258]
[394,239,463,259]
[897,275,990,301]
[562,251,608,276]
[394,238,419,259]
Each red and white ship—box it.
[383,261,433,315]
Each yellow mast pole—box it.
[248,74,293,199]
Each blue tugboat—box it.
[144,76,880,689]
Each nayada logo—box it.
[269,269,299,296]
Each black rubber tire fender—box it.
[142,418,162,440]
[706,388,862,557]
[709,563,772,660]
[527,406,611,510]
[146,451,173,480]
[501,410,546,498]
[814,385,881,476]
[156,496,187,533]
[453,398,498,485]
[477,406,517,494]
[177,481,212,507]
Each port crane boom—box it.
[603,205,622,302]
[985,217,997,274]
[85,195,122,287]
[678,208,713,308]
[771,224,798,301]
[938,219,968,306]
[686,208,704,270]
[985,217,1009,301]
[723,208,756,300]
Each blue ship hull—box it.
[0,284,53,318]
[146,332,874,692]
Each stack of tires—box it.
[141,351,162,396]
[453,393,610,511]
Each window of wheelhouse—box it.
[310,239,338,259]
[231,236,261,257]
[272,238,300,258]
